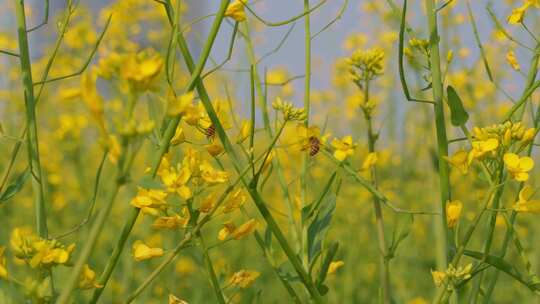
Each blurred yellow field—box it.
[0,0,540,303]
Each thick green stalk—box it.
[199,234,226,304]
[301,0,312,272]
[14,0,53,296]
[363,79,391,304]
[425,0,450,268]
[14,0,48,240]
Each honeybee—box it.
[204,124,216,139]
[297,123,325,157]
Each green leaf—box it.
[0,168,30,203]
[301,172,337,224]
[446,86,469,126]
[307,193,336,263]
[388,214,414,258]
[316,242,339,286]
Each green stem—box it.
[426,0,451,268]
[363,78,391,303]
[14,0,53,295]
[301,0,312,271]
[14,0,48,240]
[468,166,505,303]
[200,234,227,304]
[89,207,139,303]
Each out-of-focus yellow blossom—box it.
[121,49,163,91]
[130,188,169,216]
[360,152,378,171]
[431,270,446,287]
[199,192,218,213]
[222,189,246,213]
[78,264,103,289]
[81,70,106,134]
[0,247,7,280]
[343,33,368,50]
[332,136,356,161]
[407,297,428,304]
[132,241,164,262]
[218,221,237,241]
[504,153,534,181]
[236,120,252,143]
[167,92,196,117]
[205,142,224,157]
[171,127,186,145]
[458,48,470,58]
[514,185,540,213]
[266,67,289,84]
[446,200,463,228]
[232,219,257,240]
[225,0,247,22]
[327,260,345,274]
[445,149,469,174]
[169,294,189,304]
[152,212,190,230]
[200,161,229,185]
[106,135,122,165]
[506,50,520,71]
[228,270,260,288]
[521,127,537,144]
[507,0,539,24]
[64,19,97,49]
[175,257,196,275]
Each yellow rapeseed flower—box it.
[78,264,103,289]
[132,241,164,262]
[331,136,356,161]
[0,247,7,280]
[506,50,520,71]
[228,270,260,288]
[225,0,247,22]
[167,92,196,117]
[327,260,345,275]
[504,153,534,181]
[469,138,499,161]
[514,185,540,213]
[200,161,229,185]
[360,152,378,171]
[130,188,169,216]
[232,219,257,240]
[446,200,463,228]
[444,149,469,174]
